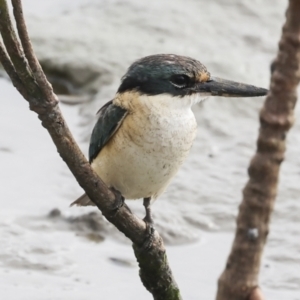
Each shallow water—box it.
[1,1,299,299]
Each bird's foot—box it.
[140,222,155,252]
[138,197,155,251]
[110,187,125,214]
[140,218,155,251]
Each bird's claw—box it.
[110,187,125,215]
[140,218,155,251]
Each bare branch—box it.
[0,41,29,97]
[11,0,53,97]
[0,0,37,95]
[0,0,181,298]
[216,1,300,299]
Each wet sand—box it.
[1,1,299,299]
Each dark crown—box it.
[118,54,210,97]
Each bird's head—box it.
[117,54,267,107]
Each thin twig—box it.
[216,1,300,299]
[11,0,54,97]
[0,41,29,97]
[0,0,36,94]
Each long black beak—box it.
[197,76,268,97]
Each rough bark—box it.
[216,1,300,299]
[0,1,181,299]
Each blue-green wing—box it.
[89,100,128,163]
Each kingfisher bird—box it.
[72,54,267,229]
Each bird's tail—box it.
[70,193,96,207]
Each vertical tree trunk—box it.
[216,1,300,299]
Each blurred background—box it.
[0,1,299,299]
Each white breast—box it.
[91,93,200,200]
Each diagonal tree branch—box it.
[0,1,181,299]
[216,1,300,299]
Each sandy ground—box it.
[1,0,299,299]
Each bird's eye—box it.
[170,75,190,89]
